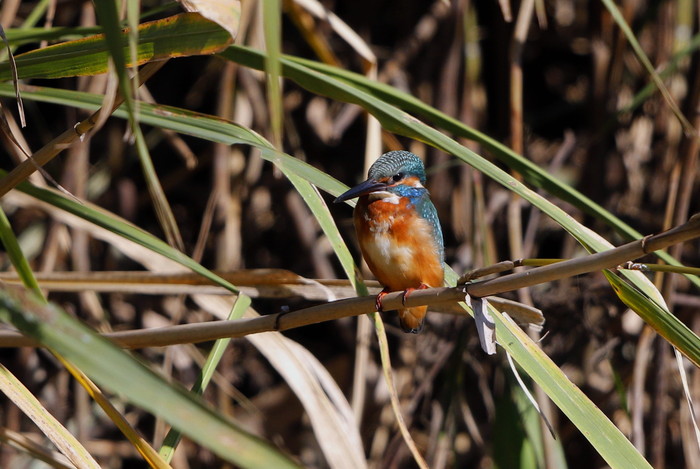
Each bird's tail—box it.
[398,306,427,334]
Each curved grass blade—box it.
[0,84,350,198]
[0,207,42,297]
[57,356,173,469]
[2,171,241,294]
[159,298,250,463]
[262,0,283,149]
[276,51,700,289]
[272,159,377,466]
[0,285,299,469]
[442,267,652,469]
[502,310,649,468]
[3,26,102,47]
[92,3,184,250]
[0,13,232,80]
[1,194,173,468]
[600,0,695,136]
[274,159,361,292]
[616,32,700,121]
[0,207,102,469]
[605,271,700,367]
[215,48,611,245]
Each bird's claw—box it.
[375,289,390,312]
[401,283,429,306]
[376,284,430,311]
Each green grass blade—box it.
[216,48,692,263]
[125,0,140,85]
[5,168,257,459]
[0,187,172,468]
[600,0,694,135]
[159,297,251,462]
[0,207,42,298]
[0,13,231,80]
[442,267,651,468]
[276,50,700,288]
[92,2,184,251]
[92,0,130,93]
[0,204,102,467]
[20,0,52,31]
[3,174,240,295]
[605,271,700,367]
[497,311,649,467]
[616,32,700,119]
[0,85,346,199]
[2,26,102,46]
[0,286,298,469]
[0,0,52,60]
[262,0,283,149]
[256,145,368,291]
[131,121,186,250]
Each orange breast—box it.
[354,196,443,291]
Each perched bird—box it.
[335,151,444,333]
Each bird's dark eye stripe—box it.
[392,173,404,182]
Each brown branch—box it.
[0,214,698,349]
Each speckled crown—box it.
[368,151,426,184]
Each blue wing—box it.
[415,193,444,264]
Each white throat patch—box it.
[368,191,401,204]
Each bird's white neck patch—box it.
[368,191,401,204]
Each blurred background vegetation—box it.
[0,0,699,468]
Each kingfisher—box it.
[335,151,445,333]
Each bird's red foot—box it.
[375,288,390,312]
[401,283,430,306]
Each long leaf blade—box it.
[0,13,231,80]
[0,286,298,469]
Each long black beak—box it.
[334,178,387,203]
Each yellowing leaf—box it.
[0,13,232,80]
[180,0,241,39]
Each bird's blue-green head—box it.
[367,150,426,186]
[334,151,428,203]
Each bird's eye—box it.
[392,173,404,182]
